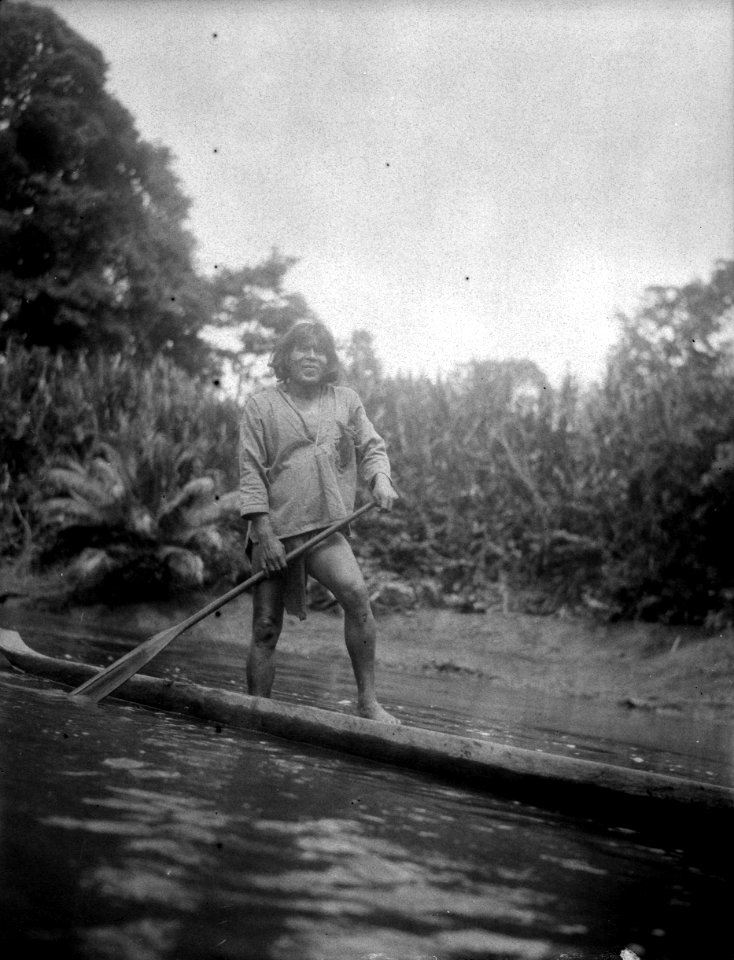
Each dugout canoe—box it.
[1,627,732,836]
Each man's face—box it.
[288,337,328,386]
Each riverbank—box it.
[1,564,732,724]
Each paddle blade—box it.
[69,623,183,703]
[68,503,377,705]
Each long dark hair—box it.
[269,320,340,383]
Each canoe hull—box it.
[1,628,731,834]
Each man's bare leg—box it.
[247,577,285,697]
[307,533,399,724]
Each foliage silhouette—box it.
[0,2,211,371]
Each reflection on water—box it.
[1,669,731,960]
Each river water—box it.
[1,605,732,960]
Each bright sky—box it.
[36,0,734,382]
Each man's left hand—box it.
[372,474,398,511]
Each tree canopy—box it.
[0,2,211,371]
[205,248,317,381]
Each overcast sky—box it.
[37,0,734,382]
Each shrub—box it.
[1,345,247,599]
[38,441,246,601]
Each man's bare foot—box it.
[358,700,401,724]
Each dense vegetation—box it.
[1,3,733,626]
[349,263,734,625]
[3,258,733,625]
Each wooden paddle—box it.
[69,502,377,703]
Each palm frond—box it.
[156,545,205,588]
[158,477,216,522]
[176,489,241,529]
[37,497,105,525]
[87,456,126,499]
[43,469,114,509]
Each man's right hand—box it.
[251,515,287,575]
[259,533,287,575]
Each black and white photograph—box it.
[1,1,732,958]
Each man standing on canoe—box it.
[239,319,399,723]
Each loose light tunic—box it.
[239,384,392,540]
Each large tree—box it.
[205,248,317,385]
[0,2,211,371]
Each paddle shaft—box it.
[148,501,376,635]
[69,501,377,702]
